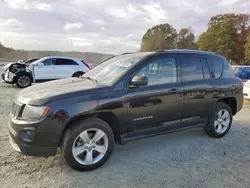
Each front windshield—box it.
[30,57,47,65]
[83,53,151,85]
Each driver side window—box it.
[42,59,56,66]
[135,57,177,86]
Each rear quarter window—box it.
[207,58,224,78]
[222,61,234,78]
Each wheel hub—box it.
[84,142,96,151]
[218,118,223,124]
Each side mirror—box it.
[37,63,44,67]
[129,75,148,88]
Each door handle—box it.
[168,88,178,93]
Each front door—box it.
[34,58,56,80]
[125,55,183,131]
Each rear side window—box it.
[55,59,78,65]
[208,58,224,78]
[201,58,211,79]
[181,57,203,82]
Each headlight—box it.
[21,105,50,120]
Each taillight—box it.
[82,61,90,69]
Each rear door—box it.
[180,54,212,125]
[54,58,79,78]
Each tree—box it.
[245,32,250,60]
[198,14,237,60]
[176,28,197,49]
[233,14,250,62]
[141,23,177,52]
[198,13,250,62]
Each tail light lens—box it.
[81,60,90,69]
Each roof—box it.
[41,56,81,60]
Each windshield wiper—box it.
[81,76,98,83]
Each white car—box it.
[243,80,250,100]
[1,56,90,88]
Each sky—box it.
[0,0,250,54]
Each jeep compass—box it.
[9,50,244,171]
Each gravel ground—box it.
[1,66,250,188]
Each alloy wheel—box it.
[17,76,30,87]
[214,109,230,134]
[72,128,108,165]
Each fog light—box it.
[19,130,35,142]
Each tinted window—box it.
[243,67,250,72]
[24,58,39,64]
[42,58,56,66]
[55,59,78,65]
[181,57,203,82]
[208,58,224,78]
[201,58,211,79]
[135,57,177,85]
[223,61,234,78]
[83,53,149,85]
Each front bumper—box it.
[1,72,14,83]
[1,73,5,81]
[8,119,58,157]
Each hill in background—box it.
[0,42,113,65]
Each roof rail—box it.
[155,49,217,55]
[155,50,166,53]
[120,52,137,55]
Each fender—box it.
[14,70,34,82]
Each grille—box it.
[11,100,23,118]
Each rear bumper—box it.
[243,86,250,100]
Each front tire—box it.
[62,118,115,171]
[15,74,32,88]
[204,102,232,138]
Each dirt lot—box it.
[1,68,250,188]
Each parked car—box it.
[1,56,90,88]
[9,50,243,171]
[232,65,250,80]
[243,80,250,100]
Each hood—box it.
[4,62,26,71]
[16,78,110,105]
[4,63,14,70]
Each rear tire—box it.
[15,74,32,88]
[62,118,115,171]
[72,72,84,78]
[204,102,232,138]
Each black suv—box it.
[9,50,243,171]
